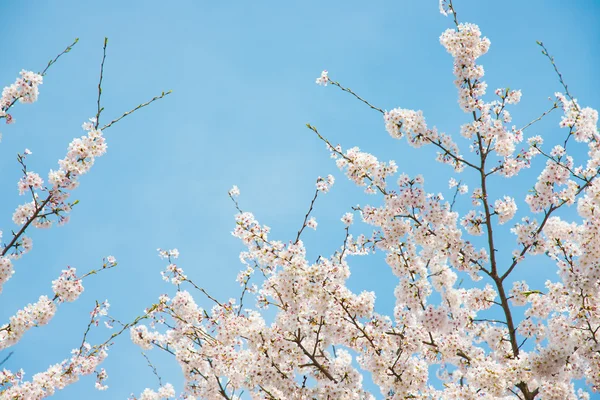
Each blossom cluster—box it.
[1,344,109,398]
[330,145,397,193]
[384,108,465,171]
[0,295,56,350]
[52,267,84,302]
[0,38,173,399]
[315,70,328,86]
[2,118,110,293]
[129,383,176,400]
[316,174,335,192]
[0,70,43,126]
[440,22,490,112]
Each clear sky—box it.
[0,0,598,398]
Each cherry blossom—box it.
[1,2,598,400]
[121,4,599,399]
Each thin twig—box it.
[327,80,386,114]
[100,91,172,131]
[0,351,14,367]
[228,192,243,214]
[181,275,223,307]
[537,41,576,105]
[518,103,558,132]
[89,312,151,357]
[95,38,108,129]
[78,300,101,354]
[40,38,79,76]
[450,180,462,211]
[338,226,350,263]
[141,352,163,386]
[294,188,319,244]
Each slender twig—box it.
[179,275,223,307]
[95,38,108,129]
[40,38,79,76]
[537,41,577,106]
[518,103,558,132]
[338,226,350,263]
[228,192,243,214]
[294,188,319,244]
[77,300,101,353]
[141,352,163,386]
[237,262,258,317]
[100,91,172,131]
[448,0,459,28]
[327,79,386,114]
[78,260,119,280]
[0,351,14,367]
[89,312,151,357]
[450,180,462,211]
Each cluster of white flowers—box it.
[2,117,112,293]
[1,345,109,398]
[555,92,599,142]
[341,212,354,226]
[0,295,56,350]
[157,248,179,260]
[17,172,43,195]
[49,118,108,190]
[460,209,485,235]
[52,267,84,302]
[384,108,427,140]
[0,70,43,122]
[332,146,397,193]
[228,185,240,197]
[438,0,453,16]
[494,196,518,224]
[0,256,13,294]
[440,23,490,112]
[130,383,176,400]
[384,108,465,171]
[449,178,468,194]
[130,325,162,350]
[315,70,328,86]
[1,258,113,356]
[0,40,177,399]
[316,174,335,192]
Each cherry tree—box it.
[125,2,598,399]
[1,0,599,399]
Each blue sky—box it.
[0,0,598,398]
